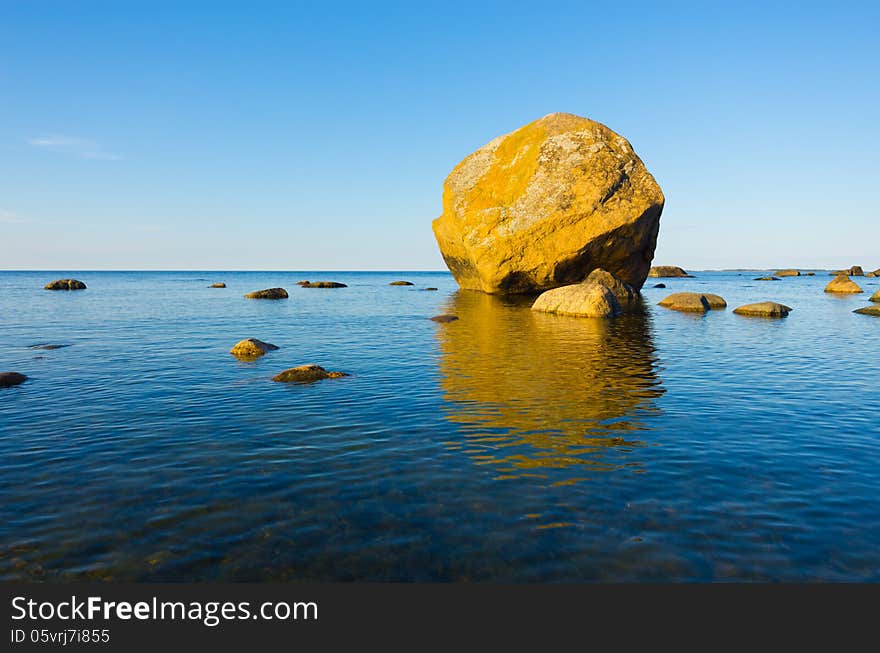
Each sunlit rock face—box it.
[432,112,664,294]
[434,291,663,476]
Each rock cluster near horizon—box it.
[432,112,664,295]
[648,266,692,278]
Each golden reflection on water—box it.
[435,291,664,479]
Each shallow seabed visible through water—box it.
[1,270,878,581]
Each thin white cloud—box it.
[0,209,30,224]
[28,135,123,161]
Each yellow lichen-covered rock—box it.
[870,288,880,302]
[733,302,792,318]
[230,338,279,359]
[531,282,621,318]
[648,266,692,278]
[824,276,863,294]
[432,112,664,294]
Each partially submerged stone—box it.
[299,281,347,288]
[28,344,70,350]
[430,314,459,323]
[775,269,800,277]
[824,276,863,294]
[0,372,27,388]
[853,305,880,317]
[389,281,414,286]
[648,266,692,278]
[422,287,438,291]
[432,112,664,294]
[44,279,86,290]
[210,282,226,288]
[653,283,666,288]
[230,338,279,359]
[658,292,726,313]
[531,282,621,318]
[733,302,792,318]
[244,287,288,299]
[272,364,348,383]
[585,268,640,309]
[870,288,880,303]
[754,276,780,281]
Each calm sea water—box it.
[1,270,878,581]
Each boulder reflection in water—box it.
[435,291,664,479]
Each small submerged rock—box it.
[230,338,279,359]
[658,292,726,313]
[422,287,438,291]
[210,282,226,288]
[430,314,459,323]
[806,272,816,276]
[0,372,27,388]
[299,281,347,288]
[733,302,792,318]
[389,281,414,286]
[824,276,863,294]
[272,364,349,383]
[775,269,800,277]
[28,344,70,350]
[648,266,693,278]
[44,279,86,290]
[653,283,666,288]
[244,287,288,299]
[531,282,621,318]
[754,276,780,281]
[853,305,880,317]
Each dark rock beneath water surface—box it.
[653,283,666,288]
[0,372,27,387]
[422,287,438,291]
[272,364,349,383]
[299,281,347,288]
[430,314,459,323]
[754,276,780,281]
[44,279,86,290]
[244,287,288,299]
[389,281,414,286]
[28,344,70,350]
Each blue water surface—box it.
[0,270,878,581]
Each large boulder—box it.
[244,287,288,299]
[824,276,863,294]
[658,292,726,313]
[432,112,664,294]
[648,266,692,278]
[44,279,86,290]
[733,302,792,318]
[531,282,621,318]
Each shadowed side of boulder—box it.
[531,282,621,318]
[230,338,279,359]
[824,276,863,294]
[585,268,640,310]
[272,364,349,383]
[244,287,288,299]
[733,302,792,318]
[0,372,27,387]
[648,266,692,278]
[44,279,86,290]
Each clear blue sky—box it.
[1,1,878,270]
